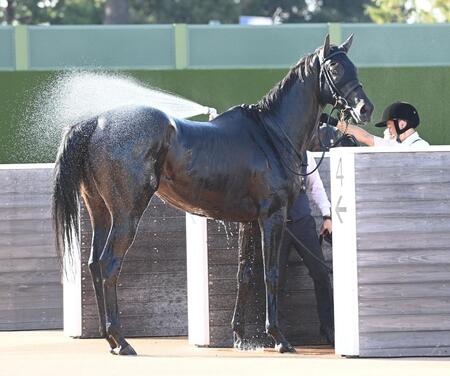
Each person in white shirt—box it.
[336,102,429,147]
[279,151,334,345]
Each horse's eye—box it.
[329,62,338,74]
[328,62,342,77]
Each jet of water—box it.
[19,71,216,162]
[48,71,213,122]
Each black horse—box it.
[53,34,373,355]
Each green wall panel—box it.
[342,23,450,67]
[187,24,329,68]
[0,27,15,70]
[27,25,175,70]
[1,66,449,164]
[2,24,450,71]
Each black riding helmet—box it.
[375,102,420,137]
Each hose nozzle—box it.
[205,107,218,120]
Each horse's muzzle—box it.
[353,98,374,124]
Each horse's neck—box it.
[262,65,322,152]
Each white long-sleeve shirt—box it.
[373,131,429,147]
[305,151,331,217]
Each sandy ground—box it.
[0,331,449,376]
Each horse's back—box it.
[172,105,258,150]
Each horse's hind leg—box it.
[98,183,155,355]
[231,221,259,349]
[81,184,116,349]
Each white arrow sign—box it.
[335,195,347,224]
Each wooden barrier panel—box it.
[187,154,332,347]
[0,164,62,331]
[332,147,450,357]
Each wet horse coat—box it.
[53,35,373,354]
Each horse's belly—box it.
[156,179,259,222]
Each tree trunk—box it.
[104,0,129,24]
[6,0,15,24]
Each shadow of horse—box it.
[53,34,373,355]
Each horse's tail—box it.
[52,117,98,275]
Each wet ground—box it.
[1,331,449,376]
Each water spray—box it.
[19,71,217,161]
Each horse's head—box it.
[318,34,373,124]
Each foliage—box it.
[1,0,373,25]
[415,0,450,22]
[127,0,373,24]
[366,0,450,23]
[129,0,239,24]
[365,0,412,23]
[303,0,372,23]
[2,1,449,26]
[1,0,105,25]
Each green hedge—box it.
[1,66,449,163]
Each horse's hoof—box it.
[276,342,297,354]
[233,332,245,350]
[110,344,137,356]
[233,338,244,350]
[106,335,117,350]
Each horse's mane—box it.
[257,49,320,112]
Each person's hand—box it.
[320,218,332,235]
[337,120,347,133]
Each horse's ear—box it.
[339,34,354,53]
[322,34,330,59]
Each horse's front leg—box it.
[232,221,259,349]
[259,208,296,353]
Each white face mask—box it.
[383,128,395,140]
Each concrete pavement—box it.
[1,331,449,376]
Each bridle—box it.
[297,49,363,173]
[254,49,363,178]
[317,50,363,153]
[320,50,362,116]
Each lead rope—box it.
[285,227,333,274]
[317,106,359,151]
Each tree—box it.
[414,0,450,22]
[128,0,240,24]
[104,0,129,24]
[365,0,414,23]
[5,0,14,24]
[305,0,372,22]
[128,0,372,24]
[366,0,450,23]
[1,0,104,25]
[1,0,374,25]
